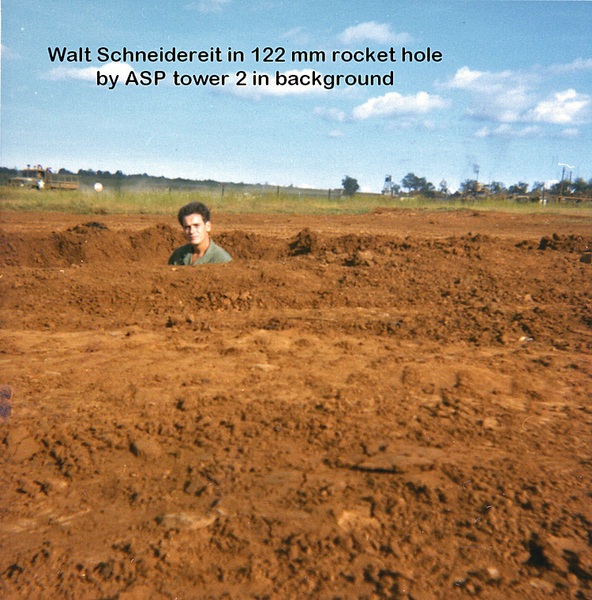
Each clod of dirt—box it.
[289,227,319,255]
[77,221,110,231]
[0,384,13,423]
[348,249,375,266]
[129,437,163,459]
[353,447,444,473]
[157,511,217,531]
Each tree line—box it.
[457,177,592,197]
[343,172,592,198]
[2,166,590,199]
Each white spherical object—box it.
[94,182,103,192]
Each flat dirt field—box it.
[1,208,591,600]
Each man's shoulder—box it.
[168,241,232,265]
[168,244,192,265]
[204,241,232,264]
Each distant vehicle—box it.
[10,165,79,190]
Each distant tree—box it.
[460,179,481,195]
[550,180,567,195]
[572,177,590,194]
[401,172,423,193]
[439,180,449,194]
[508,182,528,195]
[391,183,401,195]
[420,181,436,198]
[487,181,506,194]
[342,175,360,197]
[400,172,435,196]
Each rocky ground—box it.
[0,208,591,600]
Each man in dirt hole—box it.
[168,201,232,265]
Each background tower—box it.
[382,175,393,196]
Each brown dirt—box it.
[1,208,591,600]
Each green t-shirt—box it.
[168,241,232,265]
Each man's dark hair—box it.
[177,201,211,226]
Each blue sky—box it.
[2,0,591,192]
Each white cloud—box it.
[474,123,581,140]
[100,62,135,79]
[529,89,591,124]
[447,66,537,95]
[185,0,231,13]
[1,44,20,60]
[328,129,344,138]
[546,58,592,75]
[314,106,348,122]
[338,21,411,45]
[446,66,484,90]
[352,91,448,120]
[468,87,533,123]
[474,124,544,139]
[555,128,579,139]
[446,66,535,122]
[44,62,134,82]
[44,66,98,82]
[446,65,591,126]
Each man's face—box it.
[182,213,211,247]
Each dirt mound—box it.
[0,224,306,267]
[1,210,591,600]
[217,230,287,260]
[289,227,319,255]
[0,222,183,268]
[538,233,591,252]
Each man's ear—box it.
[205,221,212,233]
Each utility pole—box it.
[558,163,575,201]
